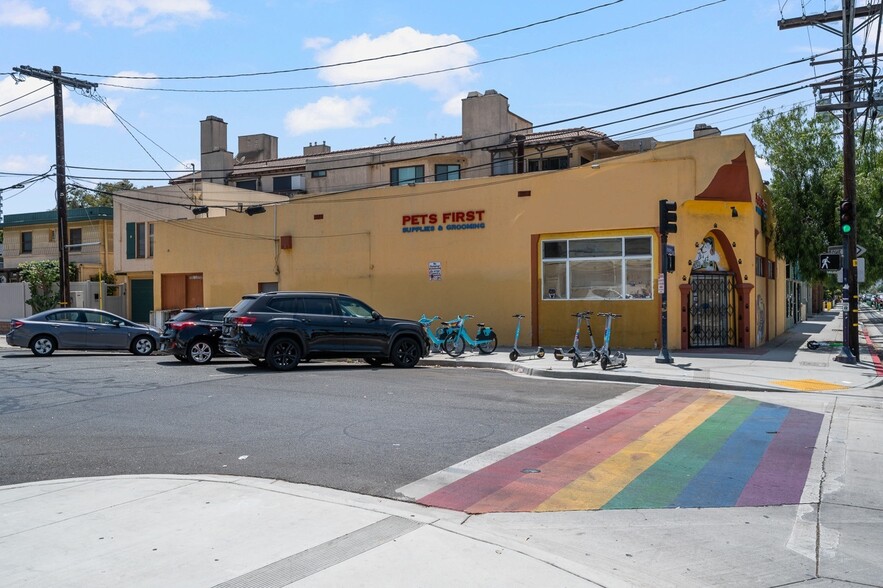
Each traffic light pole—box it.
[779,3,865,363]
[657,199,676,364]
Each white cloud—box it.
[311,27,478,95]
[66,94,117,126]
[0,76,117,126]
[442,92,467,116]
[101,71,160,92]
[0,0,50,27]
[70,0,219,29]
[756,156,771,181]
[0,76,54,119]
[303,36,332,50]
[284,96,390,135]
[0,153,50,173]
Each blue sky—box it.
[0,0,862,218]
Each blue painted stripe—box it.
[671,403,789,508]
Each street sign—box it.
[820,253,841,271]
[857,244,867,257]
[835,258,865,283]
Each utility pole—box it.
[12,65,97,308]
[778,2,883,363]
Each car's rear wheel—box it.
[266,337,301,371]
[30,335,56,357]
[187,340,214,364]
[131,336,155,356]
[390,337,421,368]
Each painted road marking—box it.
[416,387,824,513]
[770,379,848,392]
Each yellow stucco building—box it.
[152,131,782,351]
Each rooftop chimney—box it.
[200,116,233,184]
[693,123,721,139]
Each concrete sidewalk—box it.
[420,308,883,393]
[2,309,882,587]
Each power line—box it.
[67,1,627,81]
[97,1,728,93]
[35,52,837,185]
[0,94,52,118]
[0,81,51,108]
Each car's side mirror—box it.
[112,320,122,327]
[371,311,382,321]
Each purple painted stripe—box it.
[736,408,824,507]
[418,386,692,511]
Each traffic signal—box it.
[840,200,853,234]
[659,199,677,235]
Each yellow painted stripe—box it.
[770,379,848,392]
[536,390,732,512]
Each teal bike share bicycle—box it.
[597,312,627,369]
[509,314,545,361]
[443,314,497,357]
[419,314,457,353]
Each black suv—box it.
[160,307,232,364]
[220,292,430,371]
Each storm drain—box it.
[213,516,422,588]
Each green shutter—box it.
[126,222,135,259]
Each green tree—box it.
[66,180,136,208]
[752,106,843,283]
[19,260,78,312]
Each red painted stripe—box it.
[418,386,703,512]
[862,330,883,375]
[468,388,717,513]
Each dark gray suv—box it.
[220,292,430,371]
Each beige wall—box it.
[154,134,780,350]
[3,219,113,278]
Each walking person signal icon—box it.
[820,253,842,271]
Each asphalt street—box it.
[0,354,630,496]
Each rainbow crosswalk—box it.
[418,387,823,513]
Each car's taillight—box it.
[10,320,24,329]
[169,321,197,331]
[232,316,257,326]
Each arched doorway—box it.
[682,229,746,349]
[688,272,736,347]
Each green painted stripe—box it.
[602,396,759,510]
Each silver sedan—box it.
[5,308,161,357]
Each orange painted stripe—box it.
[465,387,713,513]
[536,390,732,512]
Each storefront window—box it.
[542,236,653,300]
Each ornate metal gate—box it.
[688,272,736,348]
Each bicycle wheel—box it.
[444,333,465,357]
[477,333,497,354]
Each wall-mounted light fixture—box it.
[731,206,738,217]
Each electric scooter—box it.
[570,311,601,368]
[509,314,545,361]
[554,312,589,362]
[597,312,627,370]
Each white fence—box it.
[0,281,128,322]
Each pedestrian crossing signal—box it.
[820,253,841,271]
